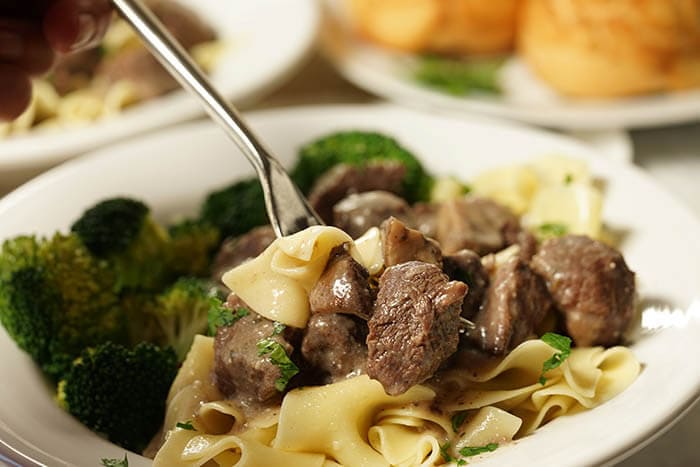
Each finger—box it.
[0,18,55,75]
[43,0,111,53]
[0,64,32,121]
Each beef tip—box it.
[436,196,521,255]
[381,217,442,268]
[443,249,490,319]
[301,313,368,383]
[367,261,467,395]
[333,191,413,239]
[309,245,374,319]
[96,1,215,99]
[50,49,102,95]
[469,256,552,355]
[411,202,440,239]
[530,235,636,347]
[210,226,276,284]
[308,162,407,223]
[213,311,296,404]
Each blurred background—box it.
[0,1,699,466]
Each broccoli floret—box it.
[138,277,224,361]
[57,342,178,452]
[291,131,434,203]
[0,235,127,380]
[167,219,221,277]
[71,198,170,291]
[200,178,268,238]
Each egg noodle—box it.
[0,18,221,139]
[153,225,639,466]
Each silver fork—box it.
[111,0,322,237]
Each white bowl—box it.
[0,0,319,173]
[1,104,699,466]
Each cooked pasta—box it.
[154,331,639,466]
[0,10,221,140]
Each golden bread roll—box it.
[519,0,700,97]
[349,0,520,55]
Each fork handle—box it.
[111,0,321,237]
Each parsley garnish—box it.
[207,301,248,336]
[451,411,468,433]
[176,420,195,431]
[414,56,503,96]
[539,332,572,385]
[272,321,286,336]
[564,173,573,185]
[101,454,128,467]
[439,442,454,463]
[537,222,568,239]
[256,338,299,392]
[459,443,499,457]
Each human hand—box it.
[0,0,111,120]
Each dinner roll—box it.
[518,0,700,97]
[349,0,520,55]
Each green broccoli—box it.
[57,342,178,453]
[0,234,127,380]
[290,131,434,203]
[139,277,225,361]
[167,219,221,277]
[200,178,268,239]
[71,198,171,291]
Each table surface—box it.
[2,52,700,467]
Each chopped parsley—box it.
[539,332,572,385]
[176,420,195,431]
[439,442,454,463]
[101,454,128,467]
[256,338,299,392]
[459,443,499,457]
[207,302,248,336]
[564,173,574,185]
[537,222,568,239]
[414,56,503,96]
[272,321,286,336]
[451,411,468,433]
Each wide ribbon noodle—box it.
[222,226,370,328]
[154,333,639,466]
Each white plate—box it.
[321,0,700,131]
[0,104,699,467]
[0,0,319,172]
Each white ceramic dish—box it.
[0,104,699,467]
[321,0,700,131]
[0,0,319,172]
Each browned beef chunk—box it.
[213,311,296,404]
[51,49,102,95]
[96,1,216,99]
[308,162,406,223]
[210,226,276,284]
[301,313,367,383]
[381,217,442,268]
[469,256,552,354]
[436,197,521,255]
[367,261,467,395]
[530,235,636,347]
[411,202,440,239]
[443,249,489,319]
[309,245,374,319]
[333,191,413,239]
